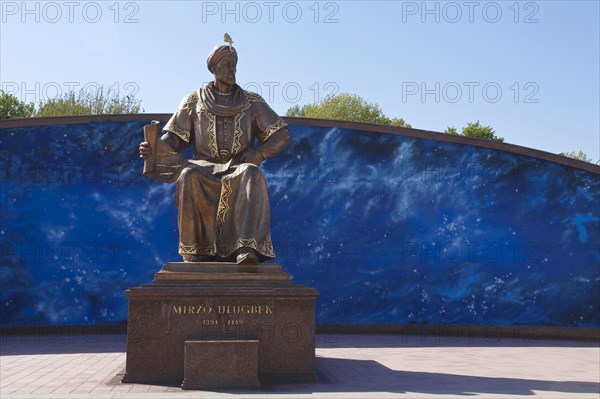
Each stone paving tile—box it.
[1,333,599,398]
[127,383,151,393]
[146,384,172,392]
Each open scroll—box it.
[142,121,188,183]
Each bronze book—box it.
[142,121,188,183]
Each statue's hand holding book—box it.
[141,121,188,183]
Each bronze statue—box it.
[139,35,290,265]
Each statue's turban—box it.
[207,45,238,73]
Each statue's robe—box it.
[163,83,289,261]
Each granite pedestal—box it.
[182,340,260,390]
[122,262,319,386]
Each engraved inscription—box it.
[171,304,273,316]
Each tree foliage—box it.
[445,121,504,142]
[286,93,411,128]
[0,87,142,120]
[0,90,35,120]
[445,126,458,135]
[562,151,593,163]
[36,87,142,117]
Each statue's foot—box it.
[182,254,214,262]
[236,250,259,265]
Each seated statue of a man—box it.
[139,38,290,264]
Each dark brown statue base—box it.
[122,262,319,388]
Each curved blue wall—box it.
[1,118,598,328]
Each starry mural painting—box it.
[1,119,598,327]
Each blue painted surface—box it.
[1,120,598,327]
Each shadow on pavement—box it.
[258,357,600,396]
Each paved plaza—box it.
[1,333,598,399]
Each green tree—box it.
[0,90,35,120]
[562,151,593,163]
[446,121,504,142]
[445,126,458,135]
[36,87,142,117]
[286,93,411,128]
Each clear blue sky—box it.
[1,1,599,161]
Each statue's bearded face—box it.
[214,54,237,87]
